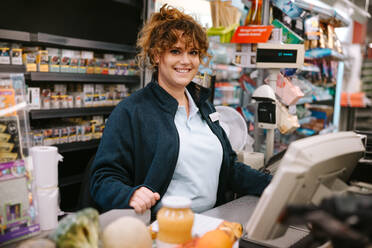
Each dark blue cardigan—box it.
[89,80,272,212]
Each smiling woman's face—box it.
[156,39,200,91]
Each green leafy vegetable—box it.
[49,208,100,248]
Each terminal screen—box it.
[256,49,298,63]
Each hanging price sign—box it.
[231,25,273,43]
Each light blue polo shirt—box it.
[163,89,223,213]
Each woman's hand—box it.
[129,186,160,214]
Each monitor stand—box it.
[239,226,310,248]
[201,195,312,248]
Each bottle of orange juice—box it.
[156,196,194,248]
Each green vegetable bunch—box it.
[49,208,100,248]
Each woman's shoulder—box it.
[111,84,156,116]
[117,85,151,105]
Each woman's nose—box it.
[180,52,191,64]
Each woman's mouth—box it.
[175,68,191,73]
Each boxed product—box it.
[36,50,49,72]
[47,48,61,72]
[31,129,43,146]
[101,60,109,75]
[274,73,304,105]
[60,49,73,73]
[74,93,83,108]
[41,89,51,109]
[95,84,105,106]
[104,54,115,75]
[50,94,60,109]
[52,128,61,145]
[0,47,10,64]
[94,59,103,74]
[85,52,95,74]
[116,62,126,75]
[70,51,80,73]
[22,48,38,72]
[79,51,90,73]
[0,117,23,163]
[76,125,84,142]
[82,124,92,141]
[277,102,300,134]
[0,160,40,245]
[67,126,77,143]
[27,87,41,110]
[108,61,117,75]
[92,122,104,139]
[83,84,94,107]
[106,85,115,106]
[42,128,53,146]
[60,127,68,144]
[271,0,303,18]
[10,48,23,65]
[66,95,73,108]
[0,86,16,117]
[272,19,304,44]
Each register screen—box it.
[256,49,298,63]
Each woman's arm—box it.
[89,105,138,211]
[223,130,272,196]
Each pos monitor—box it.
[245,131,365,241]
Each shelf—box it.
[293,0,350,27]
[1,29,137,53]
[25,72,140,83]
[30,32,136,53]
[212,64,242,72]
[0,64,26,73]
[0,29,31,42]
[54,139,100,153]
[301,65,320,73]
[297,97,334,105]
[30,106,115,119]
[113,0,139,7]
[305,48,344,60]
[356,112,372,118]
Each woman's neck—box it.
[157,81,187,106]
[158,81,189,115]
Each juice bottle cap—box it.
[162,196,191,209]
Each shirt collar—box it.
[185,88,199,118]
[148,76,211,115]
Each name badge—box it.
[209,112,220,122]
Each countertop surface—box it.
[3,196,309,248]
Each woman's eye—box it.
[170,49,180,55]
[189,50,199,56]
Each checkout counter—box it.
[3,195,309,248]
[3,131,367,247]
[202,196,310,248]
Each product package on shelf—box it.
[273,72,304,105]
[0,73,40,245]
[277,101,300,134]
[22,47,38,72]
[47,48,61,72]
[10,48,23,65]
[0,47,11,65]
[36,50,49,72]
[60,49,73,73]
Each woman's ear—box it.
[154,54,160,64]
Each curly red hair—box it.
[136,4,210,69]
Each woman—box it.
[90,4,272,215]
